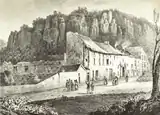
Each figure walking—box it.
[104,76,108,85]
[125,75,129,83]
[90,80,95,94]
[68,79,71,91]
[70,80,74,91]
[66,80,69,91]
[86,81,90,94]
[75,80,79,90]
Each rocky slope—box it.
[0,8,156,63]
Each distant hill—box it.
[0,7,156,64]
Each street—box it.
[25,77,152,102]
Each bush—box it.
[89,93,160,115]
[0,96,59,115]
[136,72,152,82]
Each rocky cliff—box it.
[1,8,155,63]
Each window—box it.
[131,64,133,68]
[13,66,17,72]
[103,55,104,65]
[106,59,109,65]
[24,66,29,72]
[92,70,94,79]
[110,61,112,65]
[94,58,96,65]
[87,72,90,81]
[99,54,101,66]
[95,70,99,80]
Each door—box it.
[92,70,94,80]
[95,70,98,80]
[122,67,125,77]
[87,72,90,81]
[109,69,113,80]
[78,73,81,83]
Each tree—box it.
[151,9,160,98]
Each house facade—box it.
[125,46,151,74]
[66,32,151,81]
[59,64,87,84]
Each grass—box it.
[30,92,147,115]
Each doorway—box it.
[87,72,90,81]
[95,70,98,80]
[78,73,80,83]
[109,69,113,80]
[122,67,125,77]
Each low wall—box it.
[0,82,64,97]
[0,73,65,97]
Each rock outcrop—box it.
[2,8,155,63]
[90,17,99,39]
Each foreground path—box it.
[25,78,152,102]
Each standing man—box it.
[86,80,90,94]
[91,79,95,94]
[104,76,108,85]
[66,80,69,91]
[125,75,129,83]
[68,79,71,91]
[71,80,74,91]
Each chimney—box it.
[104,41,109,45]
[63,53,67,65]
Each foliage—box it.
[89,93,160,115]
[0,96,58,115]
[137,72,152,82]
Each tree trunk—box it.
[152,64,160,97]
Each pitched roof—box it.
[125,46,146,59]
[71,32,107,53]
[67,32,123,55]
[95,42,123,55]
[59,64,84,72]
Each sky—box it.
[0,0,160,42]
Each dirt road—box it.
[25,78,152,102]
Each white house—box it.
[59,64,88,84]
[66,32,150,81]
[37,64,88,88]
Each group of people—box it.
[65,79,79,91]
[86,79,95,94]
[65,75,129,93]
[104,75,129,86]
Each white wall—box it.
[59,66,87,86]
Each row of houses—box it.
[66,32,151,82]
